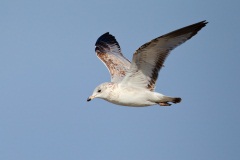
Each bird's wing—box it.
[95,32,131,82]
[121,21,208,91]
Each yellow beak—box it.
[87,96,94,102]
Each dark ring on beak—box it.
[87,97,91,102]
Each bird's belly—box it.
[106,90,155,107]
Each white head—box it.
[87,82,113,102]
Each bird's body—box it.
[89,82,181,106]
[87,21,207,107]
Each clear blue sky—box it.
[0,0,239,160]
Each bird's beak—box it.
[87,96,94,102]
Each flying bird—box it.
[87,21,207,107]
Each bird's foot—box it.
[159,102,171,106]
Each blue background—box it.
[1,0,239,159]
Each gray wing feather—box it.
[121,21,208,90]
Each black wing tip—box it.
[95,32,121,53]
[198,20,208,24]
[194,20,208,29]
[191,20,208,30]
[95,32,120,46]
[188,20,208,37]
[163,20,208,40]
[201,20,208,25]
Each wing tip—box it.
[95,32,121,53]
[199,20,208,24]
[95,32,120,47]
[190,20,208,31]
[195,20,208,29]
[163,20,208,41]
[187,20,208,39]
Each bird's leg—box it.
[159,102,171,106]
[158,97,181,106]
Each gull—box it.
[87,21,207,107]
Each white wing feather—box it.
[121,21,208,91]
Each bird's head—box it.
[87,82,111,102]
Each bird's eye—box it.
[97,89,101,93]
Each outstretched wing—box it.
[95,32,131,82]
[121,21,208,91]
